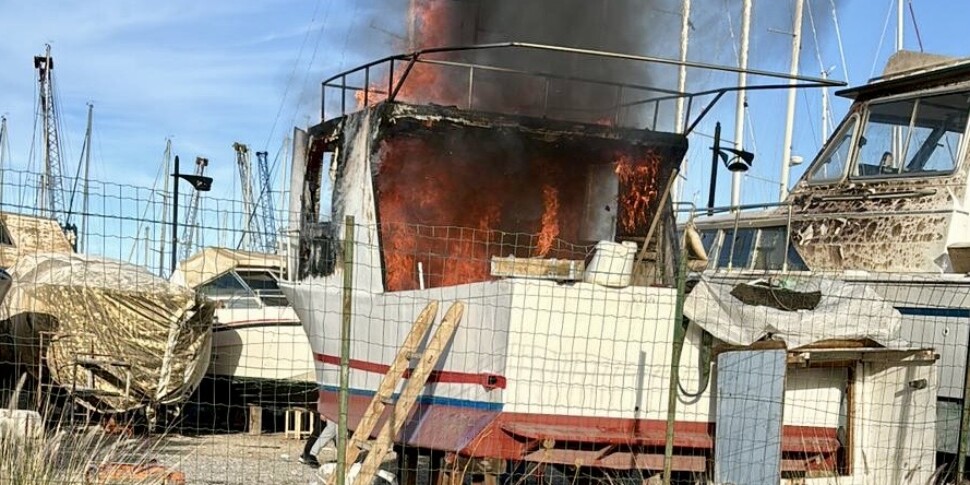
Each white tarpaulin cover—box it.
[684,276,909,349]
[1,252,215,414]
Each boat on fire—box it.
[694,51,970,463]
[282,44,938,483]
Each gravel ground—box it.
[153,433,409,485]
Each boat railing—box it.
[682,201,797,272]
[320,42,843,132]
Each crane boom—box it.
[34,45,66,220]
[255,150,278,251]
[179,157,208,260]
[234,142,263,252]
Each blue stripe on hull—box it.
[896,307,970,318]
[318,385,504,411]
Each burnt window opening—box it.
[319,152,335,222]
[301,220,337,280]
[301,145,339,279]
[372,119,679,292]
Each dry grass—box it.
[0,375,175,485]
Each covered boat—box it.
[1,243,214,419]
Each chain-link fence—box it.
[0,158,964,485]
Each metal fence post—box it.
[337,215,355,485]
[958,318,970,480]
[663,217,690,485]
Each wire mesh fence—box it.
[0,165,965,485]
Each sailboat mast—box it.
[80,103,93,253]
[672,0,691,202]
[0,116,6,169]
[779,0,805,201]
[0,116,7,209]
[730,0,752,208]
[821,69,830,142]
[892,0,904,161]
[674,0,692,133]
[897,0,904,53]
[158,139,172,274]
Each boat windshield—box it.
[853,91,969,178]
[807,115,858,183]
[236,270,289,307]
[198,272,261,310]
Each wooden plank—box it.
[248,405,263,436]
[327,300,440,485]
[354,302,464,485]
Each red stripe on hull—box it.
[315,390,839,473]
[313,352,506,390]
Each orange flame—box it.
[615,154,660,234]
[535,184,559,257]
[377,138,504,291]
[351,0,464,110]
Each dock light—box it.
[170,155,213,274]
[717,146,755,173]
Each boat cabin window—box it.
[706,226,807,271]
[717,228,756,269]
[807,115,858,183]
[854,92,969,178]
[700,230,718,254]
[198,272,261,310]
[752,227,806,271]
[236,270,289,307]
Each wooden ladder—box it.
[326,300,465,485]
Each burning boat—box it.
[694,50,970,466]
[282,44,937,483]
[0,211,215,421]
[171,247,315,406]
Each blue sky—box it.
[0,0,968,265]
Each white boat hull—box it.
[209,306,315,383]
[281,274,936,481]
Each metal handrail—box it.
[694,201,793,216]
[320,42,845,130]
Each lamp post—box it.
[170,155,213,275]
[707,121,755,215]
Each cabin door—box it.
[714,348,786,485]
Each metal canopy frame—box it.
[320,42,845,133]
